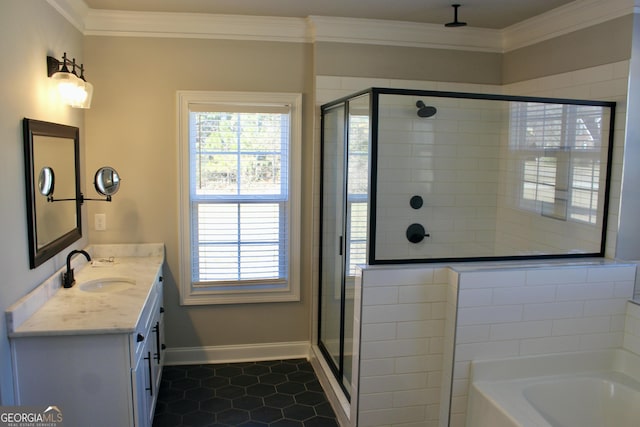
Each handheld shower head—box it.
[416,100,437,118]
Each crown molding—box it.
[83,10,311,42]
[46,0,88,32]
[502,0,636,52]
[49,0,638,52]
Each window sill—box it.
[180,285,300,305]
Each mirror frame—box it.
[23,118,82,269]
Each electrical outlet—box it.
[95,213,106,231]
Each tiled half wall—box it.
[354,261,636,427]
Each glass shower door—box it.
[343,95,370,392]
[319,94,370,399]
[319,104,346,384]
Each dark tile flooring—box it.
[153,359,339,427]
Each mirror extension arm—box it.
[45,166,121,204]
[79,193,112,203]
[47,193,112,204]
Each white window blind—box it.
[178,91,301,304]
[190,110,288,286]
[346,114,369,276]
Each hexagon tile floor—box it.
[152,359,340,427]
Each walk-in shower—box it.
[318,87,615,399]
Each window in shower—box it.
[346,114,369,276]
[510,102,604,224]
[177,91,302,305]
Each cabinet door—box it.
[151,277,165,406]
[132,350,150,427]
[150,319,162,410]
[12,334,133,426]
[143,343,156,425]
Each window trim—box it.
[178,91,302,305]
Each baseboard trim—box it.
[164,341,311,365]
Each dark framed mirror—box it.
[23,118,81,269]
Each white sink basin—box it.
[78,278,135,293]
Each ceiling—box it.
[82,0,577,30]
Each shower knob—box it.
[410,195,423,209]
[406,223,430,243]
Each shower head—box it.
[416,100,437,118]
[445,4,467,28]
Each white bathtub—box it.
[466,349,640,427]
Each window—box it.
[178,91,302,304]
[346,113,369,277]
[510,102,604,224]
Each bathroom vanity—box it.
[6,244,165,427]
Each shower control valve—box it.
[406,223,430,243]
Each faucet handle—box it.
[64,249,91,288]
[63,269,75,288]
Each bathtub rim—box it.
[469,347,640,384]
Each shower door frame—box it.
[318,90,372,401]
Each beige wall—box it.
[315,42,502,84]
[503,15,633,84]
[315,15,633,86]
[0,1,86,404]
[84,37,315,349]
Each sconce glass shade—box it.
[52,70,79,95]
[67,81,85,108]
[52,71,85,107]
[47,55,93,109]
[77,80,93,109]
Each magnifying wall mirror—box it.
[38,167,55,197]
[94,167,120,197]
[23,118,81,269]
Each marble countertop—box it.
[7,244,164,338]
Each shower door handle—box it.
[339,236,343,256]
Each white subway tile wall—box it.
[375,94,503,260]
[450,263,636,427]
[357,265,449,427]
[623,301,640,357]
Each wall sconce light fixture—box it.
[47,52,93,109]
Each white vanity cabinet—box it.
[10,269,165,427]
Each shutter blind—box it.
[346,114,369,276]
[189,108,290,287]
